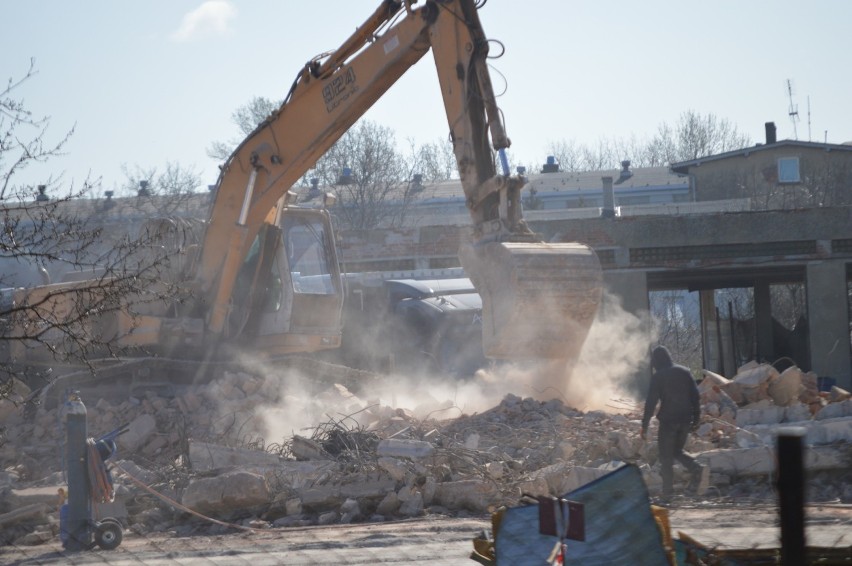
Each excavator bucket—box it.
[460,241,603,361]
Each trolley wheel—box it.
[94,518,123,550]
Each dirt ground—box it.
[1,502,850,565]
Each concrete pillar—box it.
[755,281,773,364]
[700,290,722,375]
[806,261,851,389]
[602,270,650,396]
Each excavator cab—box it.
[232,207,343,356]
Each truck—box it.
[6,0,603,392]
[339,273,487,378]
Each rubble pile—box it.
[1,360,851,547]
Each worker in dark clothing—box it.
[641,345,708,499]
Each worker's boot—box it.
[687,464,710,496]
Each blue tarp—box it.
[494,464,670,565]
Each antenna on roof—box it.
[807,96,812,142]
[786,79,799,140]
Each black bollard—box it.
[63,391,90,551]
[776,426,806,566]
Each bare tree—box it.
[0,62,185,395]
[206,96,281,161]
[310,120,414,231]
[544,139,584,173]
[1,59,77,202]
[117,162,204,216]
[407,138,457,182]
[648,110,751,164]
[650,290,703,372]
[545,110,752,172]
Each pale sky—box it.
[4,1,851,196]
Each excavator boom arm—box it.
[199,0,602,359]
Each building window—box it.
[778,157,800,183]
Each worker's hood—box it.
[651,345,674,371]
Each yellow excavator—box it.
[10,0,602,381]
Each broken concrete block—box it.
[376,491,400,515]
[732,363,778,404]
[14,528,53,546]
[557,465,608,496]
[376,438,434,459]
[339,476,397,500]
[640,468,662,492]
[699,370,731,392]
[698,444,847,477]
[422,476,437,507]
[291,435,331,461]
[736,417,852,448]
[397,484,416,503]
[769,366,805,406]
[434,480,500,512]
[340,498,361,523]
[554,441,576,460]
[119,413,156,452]
[815,399,852,420]
[398,490,424,517]
[3,486,63,509]
[300,487,342,511]
[485,462,504,480]
[0,503,50,529]
[704,402,721,418]
[285,498,302,516]
[607,430,639,461]
[721,382,745,405]
[378,457,408,482]
[830,386,852,403]
[782,402,812,423]
[181,470,270,514]
[113,459,158,485]
[736,403,785,427]
[188,441,285,472]
[809,417,852,444]
[516,475,549,497]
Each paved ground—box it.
[2,504,851,565]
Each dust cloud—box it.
[220,291,653,446]
[568,291,655,411]
[458,291,655,414]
